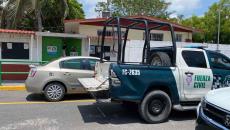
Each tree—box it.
[66,0,84,19]
[1,0,84,32]
[204,0,230,44]
[95,0,172,18]
[180,15,206,42]
[180,0,230,44]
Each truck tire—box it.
[150,52,171,66]
[139,90,172,123]
[44,82,65,102]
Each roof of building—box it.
[65,16,201,33]
[0,29,35,35]
[36,32,87,38]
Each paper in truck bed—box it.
[78,77,109,92]
[79,62,110,92]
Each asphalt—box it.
[0,91,200,130]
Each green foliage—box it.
[39,0,84,32]
[1,0,84,32]
[66,0,84,19]
[178,0,230,44]
[95,0,172,18]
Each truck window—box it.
[182,51,207,68]
[208,52,230,69]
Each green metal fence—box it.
[0,60,48,86]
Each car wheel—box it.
[44,82,65,102]
[139,90,172,123]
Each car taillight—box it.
[110,69,121,86]
[29,69,37,77]
[110,69,117,78]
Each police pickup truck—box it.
[78,17,230,123]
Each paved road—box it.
[0,91,199,130]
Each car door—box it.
[71,58,96,79]
[179,50,213,100]
[59,58,83,90]
[69,58,99,93]
[206,51,230,89]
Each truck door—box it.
[206,51,230,89]
[179,49,213,100]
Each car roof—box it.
[57,56,100,61]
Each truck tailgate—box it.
[78,78,109,92]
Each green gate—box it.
[42,37,82,61]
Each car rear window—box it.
[60,58,98,70]
[60,59,81,69]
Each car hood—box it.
[205,87,230,111]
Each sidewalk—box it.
[0,80,26,91]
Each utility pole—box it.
[217,8,221,52]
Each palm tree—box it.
[1,0,69,31]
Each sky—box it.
[78,0,219,18]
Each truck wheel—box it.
[150,52,171,66]
[44,83,65,102]
[139,90,172,123]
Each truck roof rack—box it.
[100,17,177,66]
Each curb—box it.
[0,86,26,91]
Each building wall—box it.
[2,64,29,80]
[41,37,82,61]
[78,25,192,42]
[0,33,36,80]
[0,33,36,61]
[81,38,90,56]
[64,22,79,34]
[125,41,230,62]
[42,37,63,61]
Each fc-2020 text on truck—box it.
[78,17,230,123]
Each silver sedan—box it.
[25,56,100,102]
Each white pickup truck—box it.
[79,17,230,123]
[80,46,230,123]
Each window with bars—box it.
[176,34,183,42]
[97,30,125,37]
[143,33,164,41]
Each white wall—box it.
[124,40,230,62]
[78,25,192,42]
[0,33,37,62]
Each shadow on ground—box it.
[26,93,92,102]
[195,124,217,130]
[77,102,196,125]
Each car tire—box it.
[138,90,172,123]
[150,52,171,66]
[44,82,65,102]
